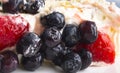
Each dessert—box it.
[41,0,120,55]
[0,0,119,73]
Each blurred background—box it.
[107,0,120,7]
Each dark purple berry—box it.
[41,27,61,48]
[23,0,45,14]
[21,52,43,71]
[44,43,66,61]
[77,49,92,70]
[62,24,80,47]
[61,52,82,73]
[41,12,65,30]
[0,50,19,73]
[16,32,42,57]
[78,20,98,43]
[2,0,24,13]
[52,47,71,66]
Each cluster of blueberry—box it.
[15,12,97,73]
[1,0,45,14]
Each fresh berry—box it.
[41,27,61,48]
[52,47,71,66]
[61,52,82,73]
[62,24,80,47]
[0,15,29,51]
[16,32,42,57]
[21,52,43,71]
[0,50,19,73]
[78,20,98,43]
[23,0,45,14]
[40,12,65,30]
[77,49,92,70]
[2,0,24,13]
[44,43,66,61]
[75,31,115,64]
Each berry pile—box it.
[0,11,115,73]
[15,12,99,73]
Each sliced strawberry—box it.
[74,31,115,64]
[0,15,29,51]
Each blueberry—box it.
[0,50,19,73]
[78,20,98,43]
[41,27,61,48]
[23,0,45,14]
[21,52,43,71]
[61,52,82,73]
[62,24,80,47]
[52,47,71,66]
[2,0,24,13]
[41,12,65,30]
[16,32,42,57]
[77,49,92,70]
[44,43,66,61]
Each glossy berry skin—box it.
[41,27,61,48]
[44,43,66,61]
[61,52,82,73]
[16,32,42,57]
[23,0,45,14]
[41,12,65,30]
[78,20,98,44]
[74,31,115,64]
[0,15,29,51]
[62,24,80,47]
[77,49,92,70]
[2,0,24,13]
[0,50,19,73]
[21,52,43,71]
[52,47,71,66]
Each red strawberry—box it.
[0,15,29,51]
[74,31,115,64]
